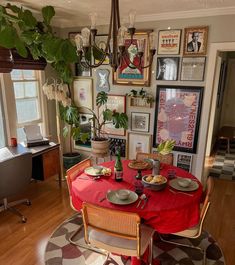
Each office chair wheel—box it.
[21,216,27,223]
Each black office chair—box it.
[0,152,32,223]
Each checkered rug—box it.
[44,214,225,265]
[209,149,235,181]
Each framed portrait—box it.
[181,57,206,81]
[94,34,110,65]
[74,113,93,151]
[98,94,126,136]
[153,85,203,153]
[183,26,208,56]
[96,69,110,92]
[158,29,181,55]
[113,30,152,87]
[128,132,152,160]
[131,112,150,132]
[73,78,93,109]
[156,57,179,81]
[176,153,193,173]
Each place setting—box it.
[78,166,112,180]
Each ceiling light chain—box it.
[74,0,156,71]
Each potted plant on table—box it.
[156,139,176,164]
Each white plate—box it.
[106,190,138,205]
[169,178,199,192]
[84,166,106,176]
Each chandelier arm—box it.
[116,0,121,28]
[121,51,154,70]
[105,0,114,54]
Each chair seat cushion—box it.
[172,223,200,238]
[88,224,154,257]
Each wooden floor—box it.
[0,176,234,265]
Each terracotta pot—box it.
[91,139,110,155]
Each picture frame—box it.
[153,85,203,153]
[94,34,110,65]
[98,94,126,136]
[176,153,193,172]
[96,69,110,92]
[180,57,206,81]
[158,29,181,55]
[131,112,150,132]
[183,26,208,56]
[113,30,152,87]
[156,57,179,81]
[74,113,93,151]
[73,78,93,109]
[109,137,126,158]
[128,132,152,160]
[75,62,92,77]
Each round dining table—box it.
[71,160,203,234]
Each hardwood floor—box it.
[0,175,234,265]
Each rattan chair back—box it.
[136,152,173,165]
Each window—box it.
[10,70,42,142]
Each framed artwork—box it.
[153,85,203,153]
[176,153,193,172]
[74,113,93,151]
[183,26,208,56]
[96,69,110,92]
[156,57,179,81]
[129,96,152,108]
[128,132,152,160]
[109,138,126,158]
[131,112,150,132]
[73,78,93,109]
[98,95,126,136]
[158,29,181,55]
[181,57,206,81]
[113,30,152,87]
[94,34,110,65]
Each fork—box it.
[169,188,193,197]
[141,195,150,209]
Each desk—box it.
[0,142,61,184]
[71,160,202,234]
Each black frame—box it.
[131,112,150,132]
[153,85,203,153]
[156,57,179,81]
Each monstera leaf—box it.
[157,140,175,155]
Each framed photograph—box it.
[113,30,152,87]
[109,138,126,158]
[131,112,150,132]
[181,57,206,81]
[153,85,203,153]
[96,69,110,92]
[183,26,208,56]
[98,94,126,136]
[176,153,193,172]
[74,113,93,151]
[156,57,179,81]
[128,132,152,160]
[94,34,110,65]
[158,29,181,55]
[73,78,93,109]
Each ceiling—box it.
[1,0,235,28]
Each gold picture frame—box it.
[183,26,208,56]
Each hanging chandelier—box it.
[74,0,156,71]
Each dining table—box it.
[71,160,203,234]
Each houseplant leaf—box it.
[42,6,55,26]
[96,91,108,107]
[157,140,176,155]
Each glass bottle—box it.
[114,148,123,182]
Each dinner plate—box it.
[106,190,138,205]
[169,178,199,192]
[84,166,106,176]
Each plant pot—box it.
[91,139,110,155]
[63,152,81,170]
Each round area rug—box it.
[45,214,225,265]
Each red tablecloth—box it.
[71,160,203,234]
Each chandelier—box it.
[74,0,156,71]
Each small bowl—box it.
[142,175,167,191]
[177,178,192,188]
[116,189,131,200]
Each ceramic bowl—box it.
[115,189,131,200]
[177,177,192,188]
[142,175,167,191]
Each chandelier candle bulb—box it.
[81,28,90,47]
[128,10,136,28]
[137,39,145,53]
[89,12,97,29]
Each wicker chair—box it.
[66,158,93,248]
[136,152,173,165]
[159,176,214,265]
[82,202,155,264]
